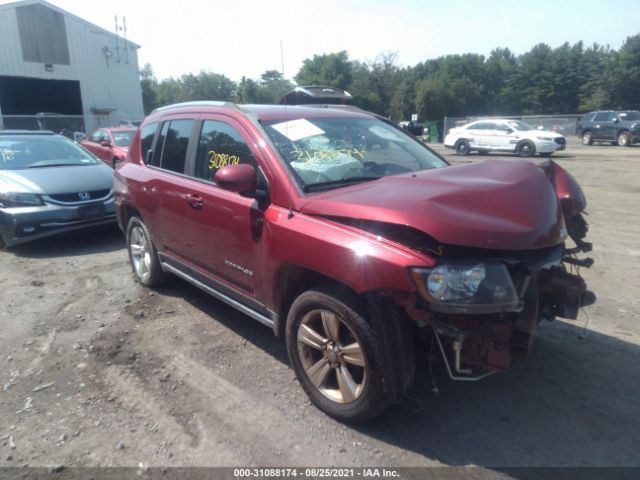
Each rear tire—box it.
[516,140,536,157]
[582,131,593,145]
[617,131,630,147]
[285,286,389,423]
[455,139,471,156]
[126,216,166,287]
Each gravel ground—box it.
[1,140,639,475]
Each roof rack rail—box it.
[151,101,239,114]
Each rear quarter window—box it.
[140,123,158,164]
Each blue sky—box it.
[4,0,640,81]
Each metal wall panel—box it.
[16,4,70,65]
[0,2,144,132]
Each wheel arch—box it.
[273,263,360,337]
[117,202,142,234]
[281,276,416,403]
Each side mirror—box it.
[505,128,514,134]
[612,117,619,124]
[214,164,267,200]
[100,140,112,147]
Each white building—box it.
[0,0,143,132]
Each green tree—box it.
[578,44,615,111]
[294,51,353,89]
[485,48,517,114]
[259,70,294,103]
[235,76,263,103]
[154,71,236,106]
[139,63,158,114]
[415,72,484,120]
[609,34,640,109]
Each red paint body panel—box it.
[548,160,587,217]
[299,160,564,250]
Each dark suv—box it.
[115,101,594,422]
[576,110,640,146]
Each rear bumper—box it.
[0,199,116,247]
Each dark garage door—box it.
[0,76,83,130]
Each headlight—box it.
[410,261,520,313]
[536,136,554,141]
[0,192,44,208]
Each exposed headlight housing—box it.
[410,261,521,314]
[0,192,44,208]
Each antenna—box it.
[114,15,121,63]
[280,40,285,76]
[123,17,129,64]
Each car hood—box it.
[298,160,565,251]
[0,164,114,195]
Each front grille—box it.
[555,138,566,146]
[49,189,111,203]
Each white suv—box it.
[444,119,566,157]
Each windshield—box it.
[263,117,446,191]
[112,130,135,146]
[0,136,99,170]
[506,120,535,131]
[619,111,640,121]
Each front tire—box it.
[617,131,630,147]
[126,216,166,286]
[516,140,536,157]
[285,286,389,423]
[455,139,471,156]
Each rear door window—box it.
[159,120,194,174]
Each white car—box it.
[444,119,566,157]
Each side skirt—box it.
[158,254,277,332]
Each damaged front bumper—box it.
[402,239,595,380]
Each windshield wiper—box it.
[303,175,382,192]
[27,163,86,168]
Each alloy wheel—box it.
[297,309,367,404]
[618,132,630,146]
[129,225,152,282]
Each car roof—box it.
[0,130,56,136]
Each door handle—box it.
[186,193,204,210]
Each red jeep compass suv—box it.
[114,101,594,422]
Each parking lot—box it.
[1,140,639,471]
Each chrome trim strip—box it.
[160,261,275,329]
